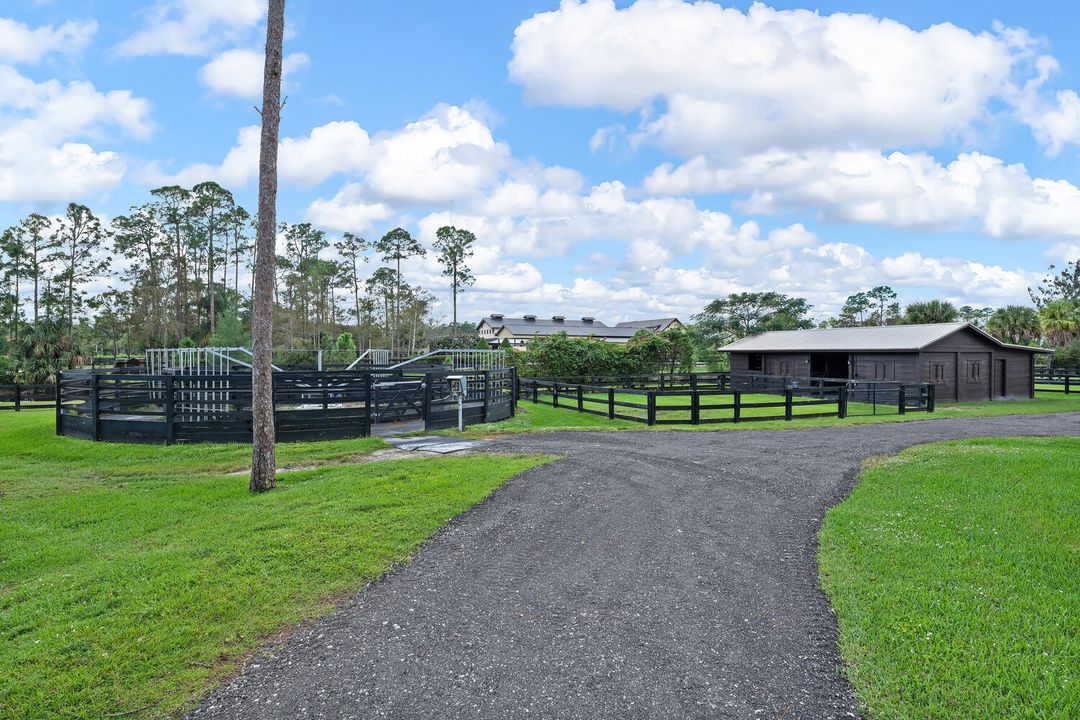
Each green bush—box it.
[1051,338,1080,369]
[516,328,694,380]
[0,354,15,384]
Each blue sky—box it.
[4,0,1080,323]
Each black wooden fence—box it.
[1035,369,1080,394]
[55,367,516,443]
[0,383,55,411]
[517,372,934,426]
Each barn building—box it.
[720,323,1049,402]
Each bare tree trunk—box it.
[250,0,284,493]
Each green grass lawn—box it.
[819,438,1080,719]
[445,391,1080,437]
[0,411,552,719]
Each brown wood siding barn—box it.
[722,323,1049,402]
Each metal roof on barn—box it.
[718,322,1048,353]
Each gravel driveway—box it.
[189,412,1080,720]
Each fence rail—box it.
[517,372,933,426]
[1035,370,1080,394]
[0,383,55,411]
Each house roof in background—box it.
[479,315,681,339]
[614,318,680,330]
[718,323,1050,353]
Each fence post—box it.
[784,388,793,421]
[532,380,538,404]
[423,373,433,425]
[577,384,583,412]
[510,368,517,418]
[838,386,847,419]
[55,373,63,435]
[271,374,279,439]
[553,381,559,408]
[898,386,906,415]
[1067,375,1071,395]
[690,374,698,393]
[482,370,490,422]
[691,390,700,425]
[608,387,615,419]
[14,383,20,412]
[165,375,175,445]
[90,374,101,441]
[364,372,373,436]
[647,391,656,426]
[733,391,741,423]
[927,384,936,413]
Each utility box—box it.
[447,375,468,398]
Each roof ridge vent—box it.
[490,313,504,320]
[552,315,565,322]
[523,314,536,321]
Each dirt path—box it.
[188,412,1080,720]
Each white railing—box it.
[387,348,507,371]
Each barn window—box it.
[965,361,982,383]
[748,353,763,372]
[928,362,946,384]
[874,363,891,380]
[777,361,791,375]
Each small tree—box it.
[433,226,476,331]
[334,232,368,335]
[986,305,1040,345]
[51,204,111,335]
[866,285,900,326]
[694,292,813,344]
[374,228,425,355]
[1029,260,1080,307]
[329,331,358,365]
[904,299,959,324]
[1038,300,1079,346]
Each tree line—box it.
[0,183,479,382]
[692,267,1080,368]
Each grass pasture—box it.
[819,438,1080,719]
[0,411,552,719]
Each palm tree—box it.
[13,319,86,384]
[904,299,959,324]
[986,305,1041,345]
[1038,300,1080,346]
[250,0,285,494]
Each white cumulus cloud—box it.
[116,0,265,56]
[510,0,1066,157]
[646,149,1080,239]
[0,17,97,63]
[0,65,152,202]
[198,48,310,98]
